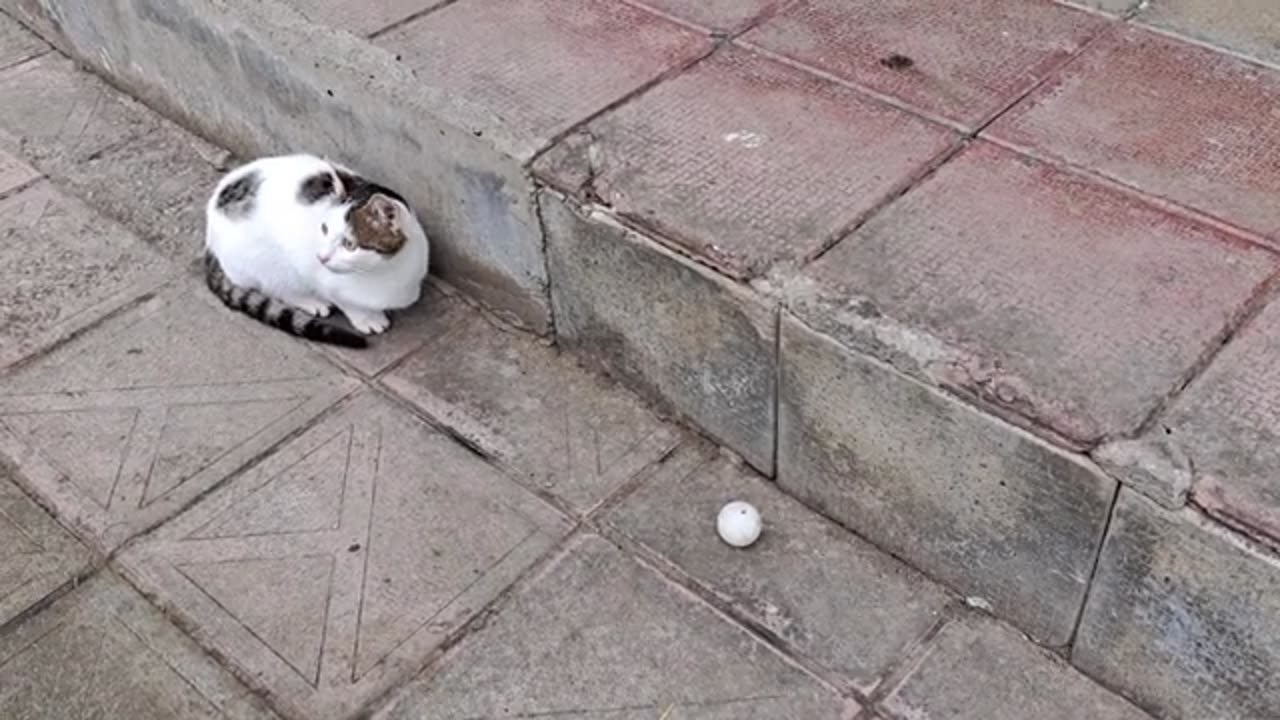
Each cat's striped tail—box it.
[203,252,367,349]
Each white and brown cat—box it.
[204,154,429,348]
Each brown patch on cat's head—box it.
[347,193,407,255]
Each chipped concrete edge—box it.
[0,0,553,333]
[1091,435,1193,510]
[770,268,1094,451]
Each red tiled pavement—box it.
[1162,297,1280,545]
[284,0,445,37]
[740,0,1108,130]
[375,0,711,159]
[988,25,1280,243]
[624,0,782,34]
[533,46,958,279]
[791,142,1278,445]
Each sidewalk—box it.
[0,12,1159,719]
[2,0,1279,717]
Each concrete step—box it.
[3,1,1279,717]
[0,60,1154,717]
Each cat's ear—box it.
[369,193,400,228]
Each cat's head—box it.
[316,193,408,274]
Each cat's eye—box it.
[342,238,356,250]
[321,223,328,235]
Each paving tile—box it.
[1138,0,1280,68]
[0,285,356,551]
[1075,490,1280,719]
[118,390,570,720]
[376,534,853,719]
[989,25,1280,240]
[0,464,90,627]
[778,314,1115,646]
[0,10,48,71]
[741,0,1106,129]
[788,142,1277,445]
[540,192,776,473]
[376,0,711,159]
[0,34,228,263]
[382,287,681,514]
[626,0,783,34]
[535,47,957,279]
[284,0,448,37]
[0,176,172,369]
[0,572,276,720]
[881,615,1152,720]
[0,53,158,169]
[50,122,224,261]
[1130,298,1280,543]
[602,441,950,693]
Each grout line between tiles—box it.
[1119,270,1280,447]
[524,41,722,172]
[969,20,1121,137]
[354,527,588,718]
[1065,481,1123,652]
[366,0,463,40]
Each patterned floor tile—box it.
[0,572,277,719]
[0,285,356,550]
[118,390,571,720]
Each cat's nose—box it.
[317,252,331,265]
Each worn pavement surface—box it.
[0,10,1164,719]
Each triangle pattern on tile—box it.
[180,554,334,686]
[190,428,352,539]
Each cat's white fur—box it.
[205,154,429,334]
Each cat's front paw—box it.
[346,310,390,335]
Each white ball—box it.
[717,501,762,548]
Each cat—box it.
[204,153,430,348]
